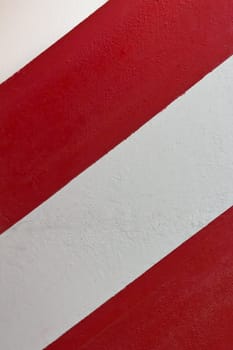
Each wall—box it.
[0,1,232,349]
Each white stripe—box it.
[0,0,107,83]
[0,57,232,350]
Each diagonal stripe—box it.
[0,0,232,234]
[46,206,233,350]
[0,0,107,83]
[0,57,232,350]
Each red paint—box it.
[46,207,233,349]
[0,1,233,234]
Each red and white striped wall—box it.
[0,1,233,349]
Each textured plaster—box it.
[0,0,107,83]
[0,57,232,349]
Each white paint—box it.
[0,0,107,83]
[0,57,232,350]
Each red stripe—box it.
[46,207,233,349]
[0,0,233,234]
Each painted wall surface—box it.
[0,1,232,350]
[0,0,107,83]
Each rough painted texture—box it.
[0,0,233,234]
[0,0,107,83]
[46,207,233,350]
[1,57,233,350]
